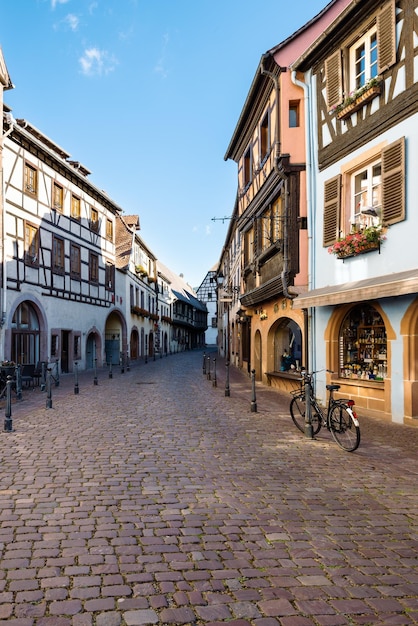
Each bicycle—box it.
[290,369,361,452]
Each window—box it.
[243,146,252,188]
[289,101,300,128]
[90,207,99,232]
[350,28,378,91]
[243,227,254,267]
[323,137,405,247]
[70,243,81,279]
[105,263,115,290]
[24,163,37,195]
[71,195,81,220]
[52,182,64,211]
[89,252,99,283]
[325,0,396,110]
[211,317,217,328]
[106,218,113,241]
[353,161,381,228]
[260,112,270,162]
[24,222,39,265]
[52,236,65,274]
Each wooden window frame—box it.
[24,162,38,196]
[106,218,113,241]
[52,182,64,212]
[24,222,39,266]
[89,252,99,283]
[105,263,115,291]
[90,207,99,232]
[289,101,300,128]
[71,195,81,220]
[260,112,270,162]
[52,235,65,275]
[70,243,81,279]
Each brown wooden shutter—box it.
[323,175,341,247]
[381,137,405,225]
[377,0,396,72]
[325,50,343,110]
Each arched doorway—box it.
[11,301,40,364]
[86,331,101,369]
[130,328,139,360]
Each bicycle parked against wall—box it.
[290,369,361,452]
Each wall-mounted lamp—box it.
[217,272,240,295]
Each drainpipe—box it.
[260,56,297,300]
[291,69,315,373]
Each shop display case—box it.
[340,305,387,381]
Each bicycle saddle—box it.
[326,384,341,391]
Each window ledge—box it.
[337,85,381,120]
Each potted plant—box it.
[330,77,382,119]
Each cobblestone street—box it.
[0,350,417,626]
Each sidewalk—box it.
[0,349,417,625]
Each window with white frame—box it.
[352,160,382,228]
[349,27,378,92]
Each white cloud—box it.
[51,0,70,8]
[64,13,79,31]
[79,47,118,76]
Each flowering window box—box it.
[337,85,381,120]
[328,226,385,260]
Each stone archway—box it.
[401,297,418,419]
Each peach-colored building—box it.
[221,0,351,390]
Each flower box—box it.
[337,241,380,259]
[337,85,381,120]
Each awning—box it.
[293,269,418,309]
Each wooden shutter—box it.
[325,50,343,110]
[381,137,405,225]
[377,0,396,72]
[323,175,341,247]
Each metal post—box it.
[41,362,46,392]
[15,364,22,401]
[225,361,230,397]
[250,369,257,412]
[74,362,79,395]
[54,359,60,387]
[212,358,217,387]
[46,368,53,409]
[126,354,130,371]
[206,356,211,380]
[121,352,125,374]
[109,355,113,379]
[304,379,313,438]
[94,357,98,386]
[202,351,206,375]
[4,376,13,431]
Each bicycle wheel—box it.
[290,395,322,435]
[329,404,360,452]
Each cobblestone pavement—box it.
[0,350,417,626]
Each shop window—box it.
[274,318,303,372]
[339,304,387,381]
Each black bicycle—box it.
[290,369,361,452]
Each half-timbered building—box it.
[223,0,351,389]
[292,0,418,424]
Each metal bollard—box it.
[304,379,314,439]
[15,364,22,401]
[206,356,211,380]
[41,362,46,392]
[121,352,125,374]
[94,357,98,386]
[212,358,217,387]
[74,362,79,395]
[202,351,206,375]
[250,369,257,412]
[225,361,230,397]
[109,355,113,379]
[54,360,60,387]
[4,376,13,431]
[46,368,53,409]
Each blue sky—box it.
[1,0,327,289]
